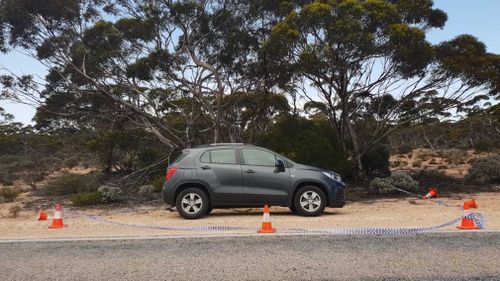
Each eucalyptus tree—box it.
[0,0,275,147]
[265,0,500,176]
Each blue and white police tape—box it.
[391,186,459,208]
[63,209,485,234]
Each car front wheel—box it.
[293,186,326,216]
[176,188,209,219]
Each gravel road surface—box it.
[1,232,499,281]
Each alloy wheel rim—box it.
[299,191,321,212]
[181,193,203,214]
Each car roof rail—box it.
[195,143,255,148]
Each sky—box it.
[1,0,499,124]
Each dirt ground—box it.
[1,190,499,240]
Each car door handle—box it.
[245,169,255,174]
[201,165,212,170]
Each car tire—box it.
[176,188,209,219]
[289,205,298,214]
[206,206,213,215]
[293,186,326,216]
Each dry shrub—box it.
[9,205,21,218]
[0,187,21,202]
[443,149,467,165]
[465,155,500,185]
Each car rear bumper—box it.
[162,182,175,206]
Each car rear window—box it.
[171,149,189,164]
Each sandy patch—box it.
[1,191,498,240]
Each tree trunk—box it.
[345,114,364,181]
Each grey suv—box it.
[162,144,345,219]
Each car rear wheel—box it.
[293,186,326,216]
[176,188,209,219]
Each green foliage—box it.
[466,155,500,185]
[45,173,102,196]
[150,175,165,193]
[390,172,420,192]
[256,114,352,178]
[97,185,122,202]
[369,177,394,195]
[411,169,456,183]
[361,146,390,176]
[0,187,20,202]
[70,191,102,206]
[0,0,499,185]
[370,172,420,194]
[396,144,413,154]
[442,149,466,165]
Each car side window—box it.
[209,149,237,164]
[242,149,276,166]
[200,151,210,163]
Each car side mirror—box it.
[275,159,285,173]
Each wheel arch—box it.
[174,181,212,206]
[289,180,330,207]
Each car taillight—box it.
[165,167,177,181]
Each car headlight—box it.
[322,171,342,182]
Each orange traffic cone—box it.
[37,210,48,221]
[258,205,276,233]
[48,203,66,229]
[457,199,480,230]
[422,187,438,199]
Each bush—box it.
[70,192,102,206]
[411,169,456,183]
[466,155,500,185]
[429,158,437,164]
[396,144,413,154]
[369,177,393,194]
[9,205,21,218]
[0,187,20,202]
[412,160,423,168]
[443,149,466,165]
[0,169,15,186]
[369,172,420,194]
[138,185,155,199]
[97,185,122,202]
[64,157,79,169]
[46,173,102,196]
[150,175,165,192]
[390,172,420,191]
[361,145,390,177]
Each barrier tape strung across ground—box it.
[391,186,458,208]
[63,209,485,234]
[64,209,256,232]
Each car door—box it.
[195,148,244,206]
[240,148,290,205]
